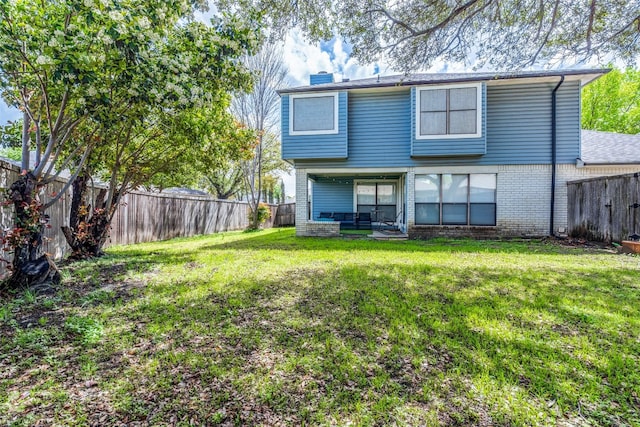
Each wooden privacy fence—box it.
[567,172,640,243]
[273,203,295,227]
[0,159,295,277]
[108,191,251,246]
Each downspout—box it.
[550,75,565,236]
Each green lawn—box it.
[1,228,639,426]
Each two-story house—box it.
[279,69,640,238]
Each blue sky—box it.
[0,100,20,124]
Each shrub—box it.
[256,203,271,224]
[246,203,272,231]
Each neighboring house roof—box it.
[278,68,609,94]
[581,130,640,166]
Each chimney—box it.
[310,71,334,85]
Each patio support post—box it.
[406,170,416,233]
[295,169,309,236]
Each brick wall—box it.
[411,164,640,238]
[409,225,500,239]
[495,165,552,236]
[495,164,639,236]
[305,221,341,237]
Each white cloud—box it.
[281,28,488,89]
[283,29,334,86]
[283,29,400,87]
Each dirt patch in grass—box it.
[544,236,620,252]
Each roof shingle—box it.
[278,68,609,94]
[581,130,640,165]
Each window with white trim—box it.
[415,173,496,225]
[289,93,339,135]
[416,83,482,139]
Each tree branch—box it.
[369,0,484,50]
[584,14,640,55]
[20,111,30,172]
[42,144,93,210]
[527,0,560,66]
[33,116,83,177]
[41,143,86,184]
[368,7,418,36]
[586,0,598,52]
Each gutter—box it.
[550,75,565,236]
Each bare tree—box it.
[232,45,290,229]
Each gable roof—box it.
[581,130,640,165]
[279,68,609,94]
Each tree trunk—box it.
[61,174,119,260]
[2,173,60,292]
[249,136,263,230]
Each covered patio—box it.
[294,169,408,237]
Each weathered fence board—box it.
[274,203,295,227]
[1,159,295,278]
[568,172,640,242]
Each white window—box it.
[289,92,339,135]
[416,83,482,139]
[415,173,496,226]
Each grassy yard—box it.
[1,228,639,426]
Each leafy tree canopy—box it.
[144,104,257,192]
[582,66,640,135]
[0,0,259,188]
[0,121,21,148]
[0,0,257,177]
[47,11,260,257]
[216,0,640,70]
[0,0,260,275]
[74,15,260,190]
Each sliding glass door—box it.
[356,182,397,222]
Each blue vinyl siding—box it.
[281,92,348,160]
[556,81,581,161]
[347,91,412,167]
[290,81,581,168]
[410,84,487,156]
[484,81,581,164]
[311,178,354,219]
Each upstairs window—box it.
[290,93,339,135]
[416,83,482,139]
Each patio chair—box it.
[357,212,372,230]
[382,211,403,230]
